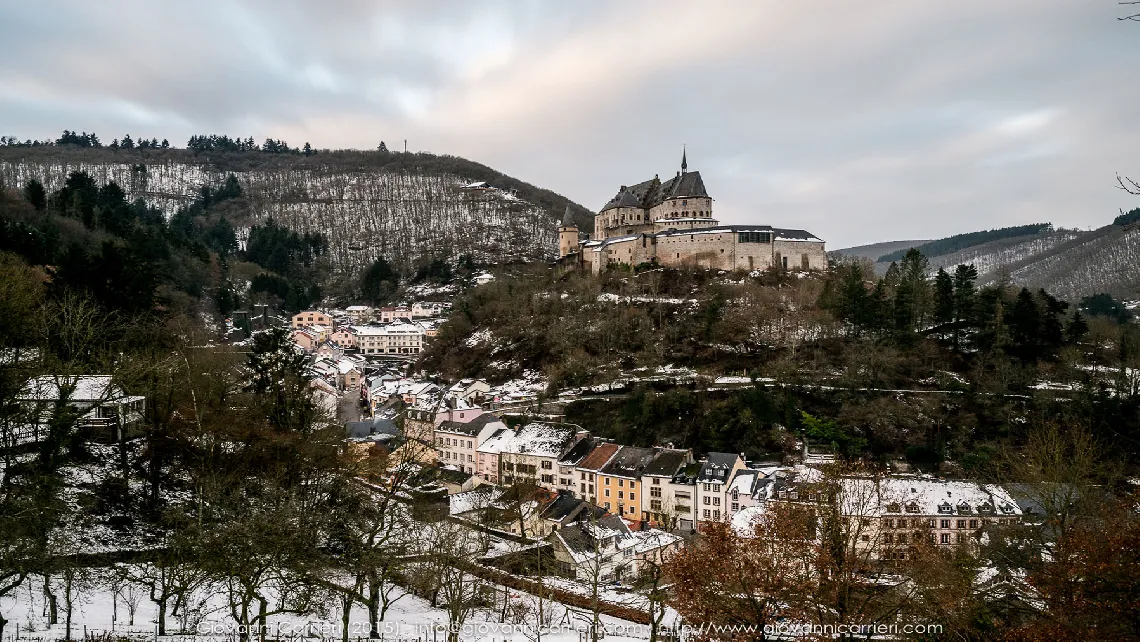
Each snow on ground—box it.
[0,572,656,641]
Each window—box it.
[928,519,936,528]
[541,460,552,470]
[618,479,624,487]
[703,509,710,518]
[541,474,554,484]
[897,533,907,544]
[703,496,710,505]
[940,534,950,544]
[650,486,661,498]
[940,519,950,529]
[618,491,624,499]
[650,500,662,511]
[580,472,586,480]
[731,502,739,511]
[629,493,635,501]
[884,534,894,544]
[885,519,894,529]
[605,478,611,485]
[605,502,611,510]
[581,483,586,493]
[712,497,720,506]
[605,489,610,497]
[957,520,967,529]
[589,484,594,494]
[713,510,720,520]
[969,519,978,529]
[737,231,772,244]
[653,478,660,485]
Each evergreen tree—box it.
[121,134,134,149]
[377,141,389,153]
[160,138,169,149]
[1009,288,1042,361]
[303,142,313,156]
[933,268,954,327]
[1067,311,1089,344]
[23,179,46,211]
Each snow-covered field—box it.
[1,576,657,642]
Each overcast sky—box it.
[2,1,1138,248]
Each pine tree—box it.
[377,141,389,153]
[303,142,312,156]
[23,179,46,211]
[933,267,954,327]
[121,134,134,149]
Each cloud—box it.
[1,0,1138,247]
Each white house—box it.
[435,413,508,475]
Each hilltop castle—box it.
[559,151,826,273]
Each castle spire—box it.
[681,145,687,173]
[561,204,575,228]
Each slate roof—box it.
[601,170,710,212]
[600,446,658,479]
[654,225,822,242]
[436,412,502,436]
[559,435,602,466]
[576,442,621,471]
[643,448,691,477]
[697,452,741,484]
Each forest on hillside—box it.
[419,254,1140,472]
[0,131,593,280]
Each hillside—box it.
[849,221,1140,300]
[831,240,930,262]
[0,146,593,274]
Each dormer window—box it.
[905,502,919,513]
[886,503,901,513]
[938,502,953,514]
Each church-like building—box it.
[558,151,827,274]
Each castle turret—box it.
[558,205,579,258]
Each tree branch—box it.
[1120,1,1140,21]
[1116,174,1140,195]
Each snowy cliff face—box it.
[0,154,560,272]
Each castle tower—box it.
[558,205,579,258]
[681,145,687,174]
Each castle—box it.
[558,151,827,273]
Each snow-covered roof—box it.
[497,423,576,458]
[839,477,1023,518]
[731,505,769,536]
[19,376,129,403]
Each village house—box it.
[557,436,607,496]
[640,447,696,529]
[411,301,448,318]
[573,442,621,507]
[314,340,344,359]
[596,445,658,527]
[447,378,491,405]
[547,515,639,583]
[839,477,1024,562]
[377,306,412,322]
[498,423,579,490]
[345,305,374,323]
[329,328,359,350]
[694,452,747,531]
[291,310,334,329]
[475,426,515,484]
[338,360,363,391]
[403,397,484,441]
[435,412,508,475]
[15,375,145,445]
